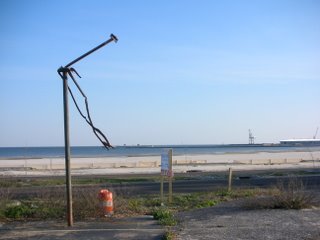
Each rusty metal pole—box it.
[65,34,118,68]
[57,34,118,227]
[61,69,73,226]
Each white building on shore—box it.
[280,139,320,146]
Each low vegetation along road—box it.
[3,169,320,199]
[2,169,319,240]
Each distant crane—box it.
[249,129,255,144]
[314,127,319,139]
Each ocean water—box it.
[1,145,320,159]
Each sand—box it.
[0,150,319,176]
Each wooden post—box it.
[160,175,164,206]
[24,159,28,176]
[160,149,174,205]
[168,149,173,204]
[228,167,233,192]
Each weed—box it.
[172,194,197,209]
[0,187,13,202]
[162,230,176,240]
[144,197,162,207]
[153,207,177,226]
[33,187,66,219]
[127,199,144,212]
[73,187,101,219]
[243,178,315,210]
[5,204,35,219]
[36,205,65,219]
[0,188,13,220]
[196,199,219,208]
[0,210,5,220]
[273,178,315,209]
[215,189,232,197]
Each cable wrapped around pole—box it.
[58,67,112,149]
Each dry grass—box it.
[273,177,316,209]
[243,177,317,210]
[0,187,13,219]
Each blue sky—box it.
[1,0,319,147]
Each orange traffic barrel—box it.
[98,189,114,216]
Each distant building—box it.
[280,139,320,146]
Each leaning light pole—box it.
[57,34,118,226]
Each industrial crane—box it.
[314,127,319,139]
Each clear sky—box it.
[1,0,319,147]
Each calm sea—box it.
[1,145,319,159]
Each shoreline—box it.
[1,145,320,160]
[1,147,320,160]
[1,151,319,177]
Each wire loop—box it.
[64,68,113,149]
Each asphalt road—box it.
[0,216,165,240]
[117,174,320,195]
[175,197,320,240]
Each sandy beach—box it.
[1,150,319,176]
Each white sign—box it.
[161,151,173,177]
[161,153,169,171]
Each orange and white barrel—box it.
[98,189,114,216]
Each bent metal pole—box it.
[57,34,118,226]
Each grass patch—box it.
[162,230,176,240]
[5,204,35,219]
[172,192,220,211]
[3,200,65,220]
[0,178,66,188]
[152,207,177,226]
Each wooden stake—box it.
[160,175,164,206]
[168,149,173,203]
[228,167,233,192]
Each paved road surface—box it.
[175,196,320,240]
[0,216,164,240]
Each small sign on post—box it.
[160,149,173,205]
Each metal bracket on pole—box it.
[57,33,118,226]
